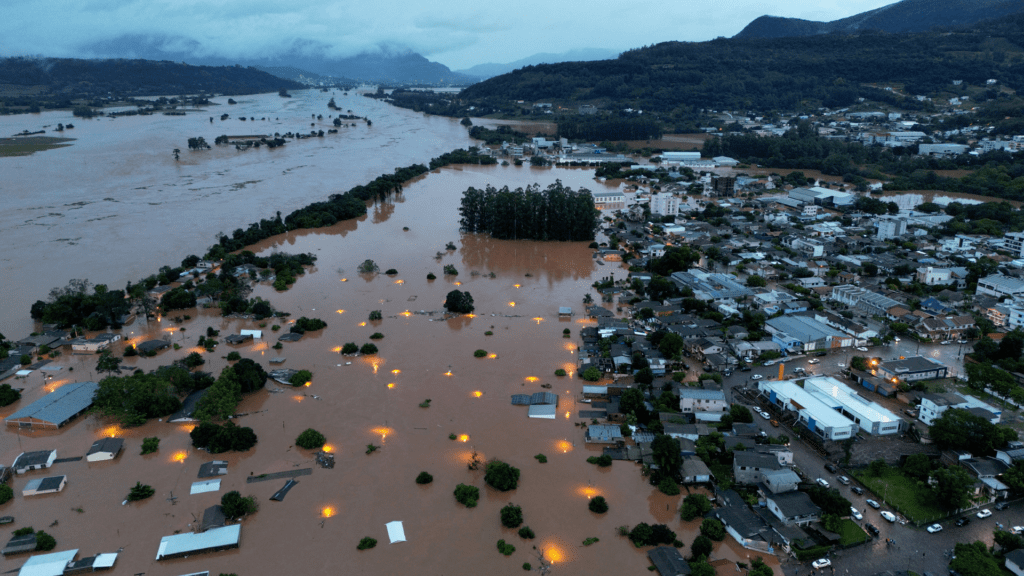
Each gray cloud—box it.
[2,0,900,69]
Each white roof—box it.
[759,380,856,430]
[18,549,78,576]
[528,404,557,419]
[386,521,406,543]
[93,553,118,568]
[239,329,262,339]
[16,370,33,377]
[156,525,240,560]
[190,479,221,495]
[803,377,900,425]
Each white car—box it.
[812,559,831,570]
[838,475,850,485]
[927,523,942,533]
[808,359,820,364]
[1011,526,1024,535]
[855,346,869,352]
[866,499,881,509]
[837,363,846,368]
[978,509,993,518]
[764,360,776,366]
[751,374,764,380]
[880,511,896,522]
[851,507,863,520]
[759,410,771,420]
[893,336,901,342]
[816,478,830,488]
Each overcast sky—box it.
[2,0,900,69]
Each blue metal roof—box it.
[6,382,98,426]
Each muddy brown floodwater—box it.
[2,161,779,575]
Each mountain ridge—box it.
[735,0,1024,39]
[455,48,620,79]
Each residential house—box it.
[919,394,1000,426]
[762,469,801,494]
[585,425,625,444]
[733,451,782,485]
[877,356,948,384]
[86,437,124,462]
[680,457,714,484]
[12,450,56,474]
[1005,549,1024,576]
[678,389,728,421]
[766,491,821,526]
[648,547,692,576]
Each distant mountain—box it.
[80,35,475,85]
[458,12,1024,115]
[735,0,1024,39]
[456,49,620,79]
[0,57,302,100]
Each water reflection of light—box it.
[400,310,412,317]
[250,342,269,352]
[171,450,188,463]
[577,486,599,499]
[178,424,196,434]
[323,444,335,453]
[44,379,69,393]
[466,313,476,318]
[453,281,462,286]
[543,543,565,564]
[525,376,539,382]
[387,383,395,389]
[557,440,574,454]
[336,309,345,314]
[322,506,336,518]
[563,342,575,351]
[487,353,497,359]
[508,301,516,307]
[359,322,367,327]
[392,369,401,374]
[513,284,521,288]
[101,425,122,438]
[444,369,453,377]
[340,278,348,282]
[471,390,483,398]
[565,411,570,419]
[458,434,470,442]
[331,346,343,353]
[304,381,312,387]
[372,427,393,441]
[394,279,404,284]
[533,317,544,324]
[292,395,304,402]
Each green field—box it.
[851,469,947,523]
[837,519,869,546]
[0,136,74,157]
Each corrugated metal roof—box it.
[6,382,98,426]
[156,525,240,559]
[527,404,557,419]
[190,479,221,495]
[510,394,531,406]
[529,392,558,405]
[18,549,78,576]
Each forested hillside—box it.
[459,13,1024,115]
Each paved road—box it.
[720,372,1024,576]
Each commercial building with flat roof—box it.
[977,274,1024,299]
[757,380,857,441]
[802,377,903,435]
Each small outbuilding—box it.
[86,437,124,462]
[22,475,67,496]
[135,340,170,355]
[63,552,118,574]
[386,521,406,544]
[201,505,226,532]
[198,461,228,478]
[12,450,57,474]
[2,533,38,556]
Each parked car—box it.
[927,524,943,533]
[866,499,880,509]
[815,351,827,357]
[851,507,863,520]
[812,559,831,570]
[816,478,830,488]
[759,410,771,420]
[855,346,869,352]
[978,509,993,518]
[838,476,850,485]
[941,340,952,345]
[880,511,896,522]
[1011,526,1024,535]
[770,419,779,427]
[808,359,820,365]
[825,463,838,473]
[851,486,865,495]
[996,502,1010,511]
[751,374,763,380]
[865,523,880,536]
[954,518,970,527]
[741,366,752,372]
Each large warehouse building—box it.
[757,380,857,441]
[802,377,903,436]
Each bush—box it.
[183,352,205,368]
[691,535,714,560]
[341,343,359,354]
[0,484,14,505]
[427,273,436,280]
[534,453,547,463]
[127,482,155,502]
[289,369,313,387]
[485,460,520,491]
[385,269,398,275]
[583,537,600,546]
[444,264,459,276]
[221,490,258,519]
[226,351,241,361]
[500,504,524,528]
[296,428,326,449]
[444,289,474,313]
[370,332,384,340]
[589,496,609,513]
[657,477,680,496]
[34,531,56,551]
[454,483,480,507]
[369,310,382,321]
[416,471,433,484]
[518,526,535,539]
[700,518,726,541]
[141,437,160,455]
[474,349,488,357]
[360,343,378,355]
[554,369,567,376]
[358,260,379,273]
[357,537,377,550]
[189,422,258,453]
[680,494,712,521]
[587,455,613,467]
[629,523,677,547]
[485,331,493,335]
[496,539,516,556]
[523,563,532,571]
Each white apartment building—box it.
[650,192,680,216]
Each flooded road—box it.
[0,88,475,336]
[1,157,779,574]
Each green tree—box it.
[950,541,1002,576]
[680,494,712,521]
[651,434,682,479]
[658,332,685,358]
[589,496,608,513]
[729,405,753,423]
[749,558,773,576]
[806,486,852,517]
[484,460,520,491]
[96,350,123,376]
[903,453,931,481]
[932,466,974,510]
[500,504,524,528]
[0,484,14,505]
[454,483,480,507]
[629,522,654,547]
[358,259,379,273]
[690,535,713,560]
[699,518,725,541]
[929,408,1017,455]
[141,437,160,455]
[0,383,21,407]
[746,275,767,288]
[127,482,155,501]
[416,471,433,484]
[34,531,56,551]
[619,388,649,422]
[357,537,378,550]
[221,490,258,519]
[182,351,205,368]
[444,290,475,313]
[582,367,602,381]
[295,428,326,449]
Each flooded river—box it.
[0,97,779,575]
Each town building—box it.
[22,475,67,496]
[85,437,124,462]
[802,377,903,435]
[12,450,57,474]
[757,380,858,441]
[1005,232,1024,258]
[831,285,903,316]
[670,271,752,301]
[876,218,907,240]
[876,356,948,383]
[765,491,821,526]
[650,192,680,216]
[918,393,1000,426]
[591,191,625,211]
[5,381,99,429]
[733,451,782,485]
[14,549,79,576]
[765,315,853,353]
[155,525,241,560]
[678,389,728,420]
[977,274,1024,299]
